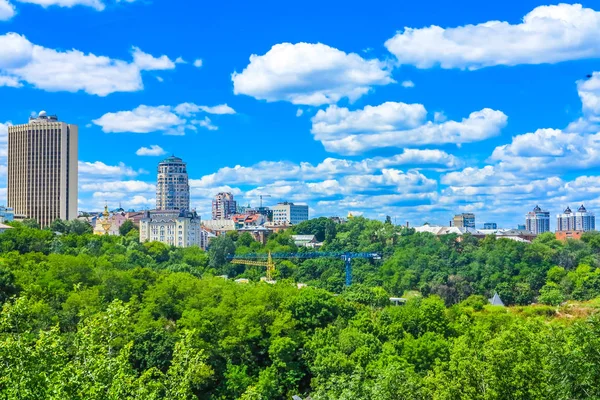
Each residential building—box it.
[156,156,190,211]
[139,209,202,248]
[212,192,237,220]
[557,207,575,231]
[272,202,309,225]
[556,231,584,241]
[575,205,595,232]
[125,211,146,228]
[416,224,537,243]
[237,226,273,245]
[0,206,14,223]
[292,234,323,249]
[202,219,236,236]
[526,205,550,235]
[7,111,78,228]
[232,213,266,229]
[483,222,497,230]
[451,213,475,229]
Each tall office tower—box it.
[156,156,190,211]
[7,112,78,228]
[559,205,596,232]
[451,213,476,229]
[526,205,550,235]
[212,192,237,220]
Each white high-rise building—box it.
[156,156,190,211]
[272,202,309,225]
[558,205,595,232]
[526,205,550,235]
[212,192,237,220]
[7,112,78,228]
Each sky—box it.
[1,0,600,229]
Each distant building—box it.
[125,211,146,228]
[451,213,475,229]
[237,226,273,245]
[416,224,537,243]
[156,156,190,211]
[93,206,127,236]
[292,234,322,249]
[8,111,78,228]
[272,202,309,225]
[202,219,236,236]
[139,209,202,248]
[558,205,596,232]
[0,223,13,234]
[212,192,237,220]
[0,206,14,223]
[526,205,550,235]
[483,222,497,230]
[517,224,526,230]
[232,213,266,229]
[556,231,584,241]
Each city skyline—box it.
[2,1,600,229]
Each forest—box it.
[2,216,600,399]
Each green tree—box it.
[119,220,136,236]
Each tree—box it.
[67,219,93,235]
[21,219,40,229]
[119,220,135,236]
[208,235,235,270]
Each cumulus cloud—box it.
[131,46,177,71]
[0,33,179,96]
[17,0,105,10]
[401,80,415,88]
[193,59,203,68]
[385,4,600,70]
[0,0,15,20]
[311,102,507,154]
[232,42,394,106]
[81,180,155,193]
[93,102,235,134]
[136,145,166,156]
[78,161,141,179]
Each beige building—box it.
[212,192,237,220]
[7,112,78,228]
[156,156,190,211]
[139,209,203,248]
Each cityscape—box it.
[0,110,597,250]
[5,1,600,398]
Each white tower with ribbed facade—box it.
[7,111,78,228]
[156,155,190,211]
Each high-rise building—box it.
[557,205,595,232]
[7,112,78,228]
[451,213,475,229]
[156,156,190,211]
[526,205,550,235]
[272,202,309,225]
[212,192,237,220]
[483,222,497,230]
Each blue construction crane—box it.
[227,251,382,286]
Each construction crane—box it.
[227,251,382,286]
[229,251,276,282]
[257,194,272,208]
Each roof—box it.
[292,235,317,241]
[160,155,184,164]
[489,292,505,306]
[0,223,13,230]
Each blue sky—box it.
[1,0,600,228]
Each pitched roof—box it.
[488,292,505,307]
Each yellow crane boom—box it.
[229,251,275,281]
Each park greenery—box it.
[2,216,600,398]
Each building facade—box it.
[7,112,78,228]
[212,192,237,220]
[93,207,128,236]
[557,205,595,232]
[139,209,202,248]
[451,213,476,229]
[156,156,190,211]
[483,222,497,230]
[272,202,309,225]
[526,205,550,235]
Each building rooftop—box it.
[160,155,184,164]
[29,111,59,123]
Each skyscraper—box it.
[7,111,78,228]
[526,205,550,235]
[558,205,595,232]
[212,192,237,220]
[156,156,190,211]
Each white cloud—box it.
[131,46,176,71]
[81,180,155,192]
[17,0,105,10]
[401,80,415,88]
[0,33,180,96]
[94,103,234,134]
[193,59,203,68]
[441,166,518,187]
[296,109,304,117]
[175,57,186,64]
[136,145,166,156]
[311,102,507,155]
[385,4,600,70]
[0,0,15,20]
[577,72,600,116]
[232,42,394,106]
[78,161,140,178]
[0,121,10,157]
[0,75,22,87]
